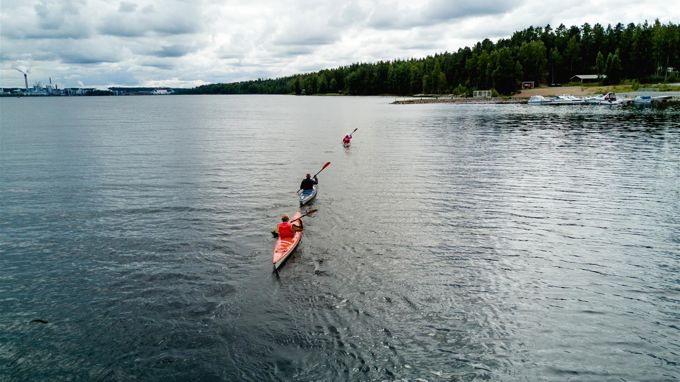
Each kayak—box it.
[298,184,317,206]
[272,211,302,270]
[343,142,351,148]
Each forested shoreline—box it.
[185,20,679,96]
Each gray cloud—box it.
[98,17,198,37]
[34,0,83,30]
[150,44,195,58]
[98,2,200,37]
[1,0,91,39]
[368,0,522,29]
[140,60,175,70]
[60,52,118,64]
[274,34,337,47]
[271,45,316,57]
[118,2,137,13]
[423,0,519,22]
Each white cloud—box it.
[0,0,677,88]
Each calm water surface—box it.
[1,96,679,381]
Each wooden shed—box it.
[570,74,606,83]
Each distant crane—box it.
[14,67,30,90]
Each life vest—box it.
[343,136,351,143]
[278,222,294,239]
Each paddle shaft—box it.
[289,209,317,223]
[296,162,329,193]
[313,161,331,177]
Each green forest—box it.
[186,20,679,96]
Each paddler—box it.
[299,173,318,195]
[273,214,304,239]
[342,134,352,145]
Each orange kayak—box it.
[272,211,302,270]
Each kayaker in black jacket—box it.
[299,174,317,193]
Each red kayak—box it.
[272,211,302,270]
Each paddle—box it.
[313,161,331,177]
[271,208,319,236]
[297,162,331,194]
[290,208,318,223]
[348,128,358,137]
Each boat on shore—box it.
[527,95,552,104]
[553,94,586,105]
[633,95,673,104]
[634,95,652,104]
[584,92,632,105]
[528,92,639,106]
[528,94,585,105]
[272,211,302,270]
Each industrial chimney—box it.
[24,73,28,90]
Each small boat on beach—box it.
[527,94,584,105]
[584,92,632,105]
[298,184,317,206]
[272,211,302,270]
[528,92,637,106]
[528,95,553,104]
[552,94,586,105]
[633,95,652,104]
[633,95,672,104]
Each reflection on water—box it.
[1,96,679,381]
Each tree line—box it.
[185,20,679,96]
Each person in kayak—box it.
[342,134,352,145]
[299,174,318,195]
[275,214,304,239]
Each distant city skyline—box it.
[1,0,678,88]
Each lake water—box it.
[1,95,679,381]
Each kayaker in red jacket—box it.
[276,214,304,239]
[342,135,352,144]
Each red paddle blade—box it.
[313,161,331,177]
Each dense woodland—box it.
[186,21,679,96]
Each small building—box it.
[570,74,606,83]
[522,81,535,89]
[473,90,491,98]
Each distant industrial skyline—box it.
[1,0,678,88]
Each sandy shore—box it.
[512,86,606,98]
[392,97,524,104]
[392,86,608,104]
[391,86,680,104]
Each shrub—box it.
[453,84,470,97]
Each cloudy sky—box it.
[1,0,677,88]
